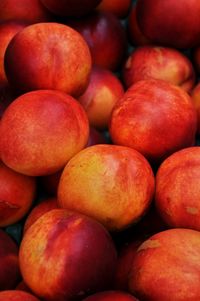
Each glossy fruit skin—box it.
[96,0,131,19]
[136,0,200,49]
[0,161,36,227]
[0,90,89,176]
[155,147,200,231]
[0,290,40,301]
[129,228,200,301]
[123,46,195,93]
[19,209,117,301]
[58,144,155,231]
[68,11,127,71]
[4,22,92,97]
[110,79,197,164]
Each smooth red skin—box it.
[114,241,142,291]
[0,290,40,301]
[123,46,195,93]
[86,127,107,147]
[129,228,200,301]
[96,0,131,19]
[68,12,127,71]
[0,90,89,176]
[79,66,124,130]
[19,209,117,301]
[83,291,138,301]
[23,198,58,233]
[128,5,150,46]
[136,0,200,49]
[41,0,101,17]
[0,161,36,227]
[155,147,200,231]
[0,230,20,290]
[191,82,200,134]
[58,144,155,232]
[0,22,26,89]
[4,22,92,97]
[0,0,52,24]
[110,79,197,164]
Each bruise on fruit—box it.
[186,207,199,215]
[137,239,161,251]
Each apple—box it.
[0,229,20,290]
[0,290,40,301]
[110,79,197,164]
[58,144,155,232]
[68,11,127,71]
[19,209,117,301]
[155,147,200,231]
[4,22,92,97]
[40,0,102,17]
[191,82,200,135]
[96,0,131,19]
[78,66,124,130]
[127,4,150,46]
[23,198,58,233]
[136,0,200,49]
[0,22,26,89]
[129,228,200,300]
[0,90,89,176]
[0,0,52,24]
[0,161,36,227]
[123,46,195,93]
[83,291,138,301]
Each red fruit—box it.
[40,0,102,17]
[110,79,197,164]
[19,209,117,301]
[123,46,195,93]
[97,0,131,19]
[4,22,92,97]
[136,0,200,49]
[0,290,40,301]
[78,66,124,130]
[58,144,155,231]
[129,228,200,300]
[0,230,20,290]
[83,291,138,301]
[86,127,107,147]
[0,90,89,176]
[68,11,127,71]
[0,161,36,227]
[155,147,200,231]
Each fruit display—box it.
[1,0,200,300]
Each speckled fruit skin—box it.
[0,161,36,227]
[129,228,200,301]
[0,90,89,176]
[83,291,138,301]
[19,209,117,301]
[109,79,197,164]
[97,0,131,19]
[40,0,101,17]
[78,66,124,130]
[68,11,127,71]
[58,144,155,232]
[0,290,40,301]
[4,22,92,97]
[0,0,51,24]
[0,230,20,290]
[0,22,26,89]
[123,46,195,93]
[136,0,200,49]
[155,147,200,231]
[23,198,58,233]
[191,82,200,135]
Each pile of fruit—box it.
[1,0,200,300]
